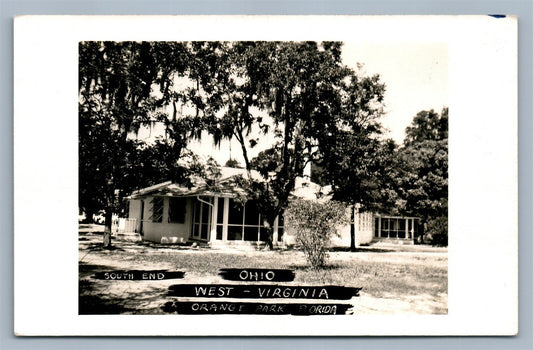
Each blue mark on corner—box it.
[488,14,506,19]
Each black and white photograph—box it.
[14,15,517,336]
[77,40,448,316]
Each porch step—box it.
[113,232,142,242]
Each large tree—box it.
[205,42,386,249]
[313,112,388,250]
[79,41,162,246]
[79,41,388,250]
[400,108,448,241]
[79,41,201,246]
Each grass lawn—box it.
[79,229,447,315]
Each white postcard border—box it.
[14,15,517,336]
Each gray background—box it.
[2,0,531,349]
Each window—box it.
[377,217,418,239]
[244,202,260,225]
[192,198,211,240]
[228,199,243,225]
[216,197,223,240]
[276,214,284,241]
[398,219,406,238]
[227,225,243,240]
[382,218,390,237]
[389,219,398,238]
[150,197,163,223]
[219,199,283,242]
[227,199,262,241]
[168,198,186,223]
[408,218,420,239]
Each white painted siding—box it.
[140,196,193,244]
[128,199,142,221]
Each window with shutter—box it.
[150,197,163,223]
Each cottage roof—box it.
[127,166,331,200]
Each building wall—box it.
[283,223,353,248]
[356,212,374,245]
[282,210,373,248]
[358,227,374,245]
[129,195,380,247]
[128,200,142,221]
[134,196,193,244]
[330,224,352,247]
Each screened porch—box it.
[373,215,420,242]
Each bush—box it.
[284,199,349,269]
[425,216,448,246]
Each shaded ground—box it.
[79,225,447,315]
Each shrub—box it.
[284,199,349,269]
[425,216,448,246]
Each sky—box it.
[342,42,448,143]
[138,42,449,166]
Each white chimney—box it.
[303,161,311,181]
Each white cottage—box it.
[118,167,419,247]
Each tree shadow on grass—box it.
[79,283,169,315]
[287,263,345,271]
[134,240,211,250]
[328,246,393,253]
[79,293,135,314]
[79,262,117,274]
[79,263,170,315]
[79,263,134,314]
[80,242,126,252]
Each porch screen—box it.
[407,219,419,239]
[192,198,211,240]
[216,197,224,240]
[227,199,263,241]
[376,217,419,239]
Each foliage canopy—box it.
[79,40,447,248]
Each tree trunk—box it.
[263,217,275,250]
[103,208,113,248]
[84,207,94,224]
[350,205,357,252]
[236,131,251,174]
[266,228,274,250]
